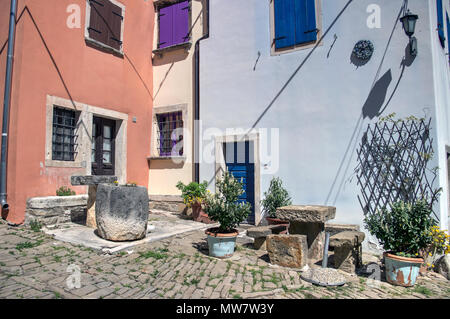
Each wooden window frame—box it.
[85,0,126,56]
[269,0,323,56]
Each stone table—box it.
[71,175,118,228]
[275,205,336,263]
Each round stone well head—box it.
[95,183,149,241]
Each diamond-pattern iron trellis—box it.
[356,118,440,219]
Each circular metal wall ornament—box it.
[352,40,374,61]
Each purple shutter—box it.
[173,1,190,45]
[159,5,173,48]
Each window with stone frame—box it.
[156,111,184,156]
[52,107,78,161]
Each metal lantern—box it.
[400,10,418,37]
[400,10,419,56]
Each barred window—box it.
[157,111,183,156]
[52,107,77,161]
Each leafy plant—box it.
[204,172,251,232]
[364,200,436,257]
[176,181,208,207]
[56,186,75,196]
[29,220,42,232]
[261,177,292,218]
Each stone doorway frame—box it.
[214,131,261,225]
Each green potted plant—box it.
[364,200,436,287]
[261,177,292,234]
[203,172,251,258]
[176,180,213,223]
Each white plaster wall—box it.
[199,0,449,235]
[428,0,450,232]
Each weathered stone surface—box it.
[275,206,336,262]
[266,234,308,268]
[329,231,365,273]
[275,205,336,223]
[325,223,360,237]
[247,226,273,239]
[289,222,325,262]
[71,175,117,186]
[27,195,87,209]
[25,195,88,226]
[95,184,149,241]
[253,238,267,250]
[149,195,185,213]
[329,231,365,248]
[435,254,450,280]
[86,185,97,228]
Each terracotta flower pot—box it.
[266,217,289,234]
[205,227,239,258]
[384,252,424,287]
[191,203,214,224]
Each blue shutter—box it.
[447,12,450,61]
[274,0,296,49]
[437,0,445,48]
[294,0,317,45]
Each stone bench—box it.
[329,230,365,273]
[25,195,88,226]
[275,205,336,262]
[71,176,118,229]
[246,225,287,250]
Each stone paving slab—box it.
[0,217,449,300]
[43,210,217,254]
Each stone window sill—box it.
[152,42,191,56]
[45,159,86,168]
[85,37,124,58]
[147,156,186,161]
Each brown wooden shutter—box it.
[88,0,109,45]
[108,1,123,50]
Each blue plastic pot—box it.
[384,252,423,287]
[205,228,238,258]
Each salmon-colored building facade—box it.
[0,0,155,224]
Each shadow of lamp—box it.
[400,9,419,56]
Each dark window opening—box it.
[92,117,116,176]
[157,111,183,156]
[52,107,77,161]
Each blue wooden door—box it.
[224,141,255,224]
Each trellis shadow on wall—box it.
[355,117,440,220]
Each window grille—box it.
[156,111,183,156]
[52,107,77,161]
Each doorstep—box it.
[43,210,217,254]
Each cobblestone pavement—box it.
[0,219,449,299]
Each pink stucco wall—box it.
[0,0,154,224]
